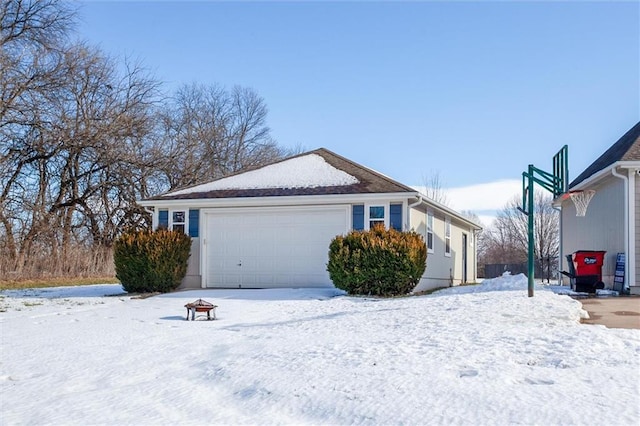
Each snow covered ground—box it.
[1,274,639,425]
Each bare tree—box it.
[479,193,559,271]
[0,0,75,125]
[421,170,449,206]
[1,0,76,275]
[0,1,293,280]
[1,38,160,276]
[156,83,286,190]
[459,210,481,224]
[0,0,75,47]
[43,44,160,249]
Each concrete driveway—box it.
[578,296,640,329]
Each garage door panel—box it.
[205,206,347,288]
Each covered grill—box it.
[561,251,606,293]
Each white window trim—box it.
[426,210,434,254]
[444,217,452,257]
[365,204,388,230]
[158,209,190,235]
[171,210,186,233]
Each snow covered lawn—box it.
[1,274,639,425]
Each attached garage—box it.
[138,148,481,291]
[202,206,349,288]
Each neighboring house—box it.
[556,121,640,295]
[138,148,482,292]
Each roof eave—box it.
[138,191,482,229]
[570,160,640,191]
[137,192,419,208]
[413,192,483,230]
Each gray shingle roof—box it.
[146,148,416,201]
[570,121,640,188]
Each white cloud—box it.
[477,214,498,228]
[445,179,521,211]
[413,179,522,229]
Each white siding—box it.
[179,239,201,289]
[159,196,479,292]
[410,206,427,237]
[561,177,625,288]
[410,206,478,292]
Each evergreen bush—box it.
[114,229,192,293]
[327,225,427,297]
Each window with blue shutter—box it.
[188,209,199,237]
[390,203,402,230]
[158,210,168,229]
[352,205,364,230]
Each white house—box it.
[138,148,482,292]
[556,121,640,295]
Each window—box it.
[352,205,364,231]
[158,210,169,229]
[352,203,402,231]
[445,217,451,257]
[426,211,434,253]
[369,206,385,229]
[157,209,199,236]
[188,209,200,238]
[389,203,402,230]
[172,211,186,233]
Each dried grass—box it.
[0,244,117,289]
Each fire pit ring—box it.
[184,299,217,321]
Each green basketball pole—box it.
[527,165,535,297]
[520,146,568,297]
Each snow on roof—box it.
[166,153,359,196]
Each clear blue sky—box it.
[77,1,639,194]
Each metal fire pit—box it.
[184,299,217,321]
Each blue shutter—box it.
[158,210,168,229]
[352,205,364,231]
[188,209,200,237]
[390,204,402,230]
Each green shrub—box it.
[327,226,427,297]
[114,229,192,293]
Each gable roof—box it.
[145,148,417,201]
[570,121,640,188]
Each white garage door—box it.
[204,206,348,288]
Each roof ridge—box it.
[146,147,417,201]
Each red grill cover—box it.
[572,251,606,280]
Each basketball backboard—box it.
[552,145,568,198]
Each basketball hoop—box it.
[568,190,595,217]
